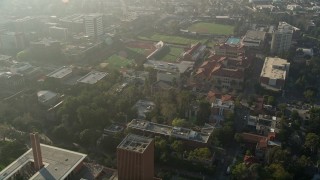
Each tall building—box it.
[84,14,103,39]
[117,134,155,180]
[0,32,27,50]
[30,133,44,171]
[270,22,293,55]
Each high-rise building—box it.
[30,133,44,171]
[270,22,293,55]
[0,32,27,50]
[117,134,155,180]
[84,14,103,39]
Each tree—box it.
[79,129,100,146]
[304,133,320,153]
[188,147,211,160]
[232,163,249,180]
[267,96,276,106]
[267,163,292,180]
[196,101,211,125]
[52,125,69,141]
[304,90,315,103]
[171,118,192,128]
[161,103,177,120]
[170,140,184,153]
[234,133,243,143]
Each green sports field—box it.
[138,33,205,45]
[158,47,184,62]
[104,54,133,69]
[187,22,234,35]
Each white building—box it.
[260,57,290,91]
[84,14,103,39]
[37,90,59,106]
[270,22,294,55]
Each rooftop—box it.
[77,71,108,84]
[243,30,266,41]
[0,55,12,61]
[127,119,213,144]
[117,134,153,153]
[37,90,58,103]
[46,66,73,79]
[0,144,87,180]
[260,57,290,80]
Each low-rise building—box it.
[77,71,108,84]
[214,43,245,58]
[207,91,234,123]
[242,30,266,48]
[37,90,60,106]
[247,115,280,134]
[194,56,245,91]
[260,57,290,91]
[46,66,73,81]
[127,119,214,147]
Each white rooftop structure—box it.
[128,119,214,144]
[242,30,266,47]
[0,144,87,180]
[46,66,73,79]
[77,71,108,84]
[37,90,58,104]
[260,57,290,81]
[117,134,153,153]
[0,55,11,61]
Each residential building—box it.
[194,56,245,91]
[77,71,108,84]
[117,134,156,180]
[270,22,294,54]
[247,115,281,134]
[260,57,290,91]
[151,80,174,95]
[127,119,214,147]
[84,14,104,39]
[242,30,266,48]
[0,132,87,180]
[49,26,68,41]
[37,90,60,106]
[0,72,25,90]
[240,132,281,159]
[0,32,27,51]
[214,43,245,58]
[14,16,40,33]
[180,42,206,62]
[46,66,73,81]
[59,14,85,33]
[207,91,234,123]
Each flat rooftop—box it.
[0,144,87,180]
[260,57,290,80]
[77,71,108,84]
[46,66,72,79]
[128,119,213,144]
[117,134,153,153]
[244,30,266,41]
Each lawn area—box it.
[187,22,234,35]
[104,54,133,69]
[158,47,184,62]
[128,47,148,55]
[139,33,205,45]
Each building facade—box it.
[84,14,103,39]
[260,57,290,91]
[117,134,155,180]
[270,22,294,55]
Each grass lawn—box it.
[139,33,205,45]
[187,22,234,35]
[158,47,184,62]
[105,54,133,69]
[128,47,148,55]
